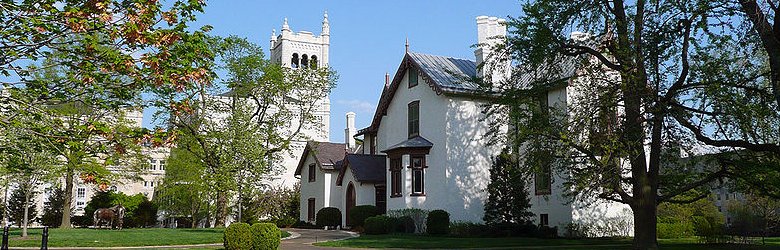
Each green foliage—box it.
[395,216,416,234]
[155,147,210,228]
[83,191,158,228]
[41,187,66,227]
[8,187,37,227]
[250,223,281,250]
[426,210,450,235]
[132,199,158,228]
[349,205,379,227]
[656,195,722,239]
[483,150,534,226]
[364,216,396,235]
[692,216,725,243]
[223,223,253,250]
[449,221,491,237]
[316,207,341,228]
[657,222,694,239]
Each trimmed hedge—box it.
[364,215,397,235]
[251,223,282,250]
[224,222,252,250]
[316,207,342,228]
[349,205,379,227]
[426,210,450,235]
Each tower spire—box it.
[282,17,290,32]
[322,11,330,35]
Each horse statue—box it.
[93,204,126,229]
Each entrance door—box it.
[345,182,356,226]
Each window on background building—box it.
[390,158,402,197]
[408,68,418,88]
[291,53,299,68]
[76,201,85,207]
[410,155,425,195]
[160,160,166,170]
[308,163,316,182]
[540,214,549,227]
[307,198,316,221]
[144,181,148,187]
[535,163,552,195]
[408,101,419,138]
[110,186,117,192]
[77,187,85,198]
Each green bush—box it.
[426,210,450,235]
[349,205,379,227]
[657,222,693,239]
[223,222,253,250]
[536,225,558,238]
[364,215,397,235]
[388,208,428,233]
[316,207,342,228]
[395,216,416,233]
[450,221,490,237]
[251,223,281,250]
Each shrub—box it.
[536,225,558,238]
[223,222,252,250]
[388,208,428,233]
[349,205,379,227]
[657,222,693,239]
[426,210,450,235]
[450,221,490,237]
[292,220,319,229]
[316,207,341,228]
[251,223,282,250]
[486,222,537,237]
[364,215,397,235]
[395,216,416,233]
[564,223,591,239]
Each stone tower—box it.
[270,13,330,69]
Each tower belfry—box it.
[270,13,331,70]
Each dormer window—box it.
[408,101,419,138]
[408,68,418,88]
[308,163,316,182]
[292,53,300,68]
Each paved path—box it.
[281,228,360,250]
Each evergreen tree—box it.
[41,188,66,227]
[483,150,534,226]
[8,187,37,227]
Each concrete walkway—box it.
[281,228,360,250]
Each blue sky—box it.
[144,0,522,142]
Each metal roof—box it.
[407,52,479,93]
[382,136,434,152]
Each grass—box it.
[281,230,291,238]
[315,234,780,249]
[7,228,225,247]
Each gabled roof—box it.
[357,52,479,136]
[294,141,347,176]
[337,154,387,185]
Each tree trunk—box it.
[3,178,9,228]
[632,194,658,250]
[60,169,74,229]
[214,193,227,227]
[22,194,30,237]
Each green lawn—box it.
[7,228,225,247]
[315,234,780,249]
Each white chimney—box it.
[345,112,356,150]
[474,16,509,84]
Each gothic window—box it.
[292,53,299,68]
[408,101,419,138]
[308,163,316,182]
[301,54,309,68]
[311,55,318,68]
[409,155,425,196]
[408,68,418,88]
[390,158,402,197]
[77,187,86,198]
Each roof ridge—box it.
[408,51,476,63]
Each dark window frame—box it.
[540,214,549,227]
[390,158,402,197]
[534,163,552,195]
[308,163,316,182]
[307,198,316,222]
[408,68,418,88]
[408,101,420,138]
[408,155,426,196]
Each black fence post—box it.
[40,226,48,250]
[2,226,8,250]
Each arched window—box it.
[301,54,309,68]
[291,53,299,68]
[310,55,318,69]
[110,186,118,192]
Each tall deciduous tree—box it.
[482,1,780,249]
[169,36,336,226]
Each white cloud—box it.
[336,99,375,113]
